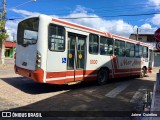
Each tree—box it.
[0,15,9,65]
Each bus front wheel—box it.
[97,69,108,85]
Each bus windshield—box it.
[17,17,39,46]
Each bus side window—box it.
[89,34,99,54]
[125,42,135,57]
[135,44,139,57]
[139,45,143,57]
[143,46,148,58]
[48,24,65,52]
[100,36,107,55]
[114,39,125,56]
[100,36,113,55]
[108,39,114,54]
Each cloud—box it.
[6,9,41,41]
[6,20,20,41]
[61,6,134,37]
[7,7,135,39]
[141,23,152,29]
[137,23,157,34]
[150,14,160,26]
[148,0,160,9]
[146,0,160,27]
[11,8,40,17]
[62,6,156,37]
[6,5,157,41]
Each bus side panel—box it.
[38,15,68,84]
[45,51,67,83]
[116,57,144,77]
[85,54,113,81]
[130,57,143,76]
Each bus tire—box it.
[140,68,146,78]
[97,69,108,85]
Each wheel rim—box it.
[99,71,106,83]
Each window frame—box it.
[17,17,39,46]
[135,44,140,58]
[125,42,135,57]
[48,24,65,52]
[138,45,143,57]
[89,33,99,55]
[100,36,114,55]
[143,46,148,58]
[114,39,125,57]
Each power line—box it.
[7,12,160,21]
[59,12,160,19]
[17,4,158,17]
[7,2,159,17]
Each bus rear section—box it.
[15,17,44,83]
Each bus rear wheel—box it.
[140,68,146,78]
[97,69,108,85]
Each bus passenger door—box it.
[66,33,86,83]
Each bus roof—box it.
[39,14,153,48]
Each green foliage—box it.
[0,15,9,44]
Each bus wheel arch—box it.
[97,67,109,85]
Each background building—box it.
[130,34,160,67]
[4,41,16,58]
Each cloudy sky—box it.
[5,0,160,40]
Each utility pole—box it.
[136,28,139,41]
[2,0,6,21]
[0,0,6,64]
[12,33,15,58]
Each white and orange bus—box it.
[15,14,154,85]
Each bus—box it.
[14,14,154,85]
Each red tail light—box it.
[36,51,41,69]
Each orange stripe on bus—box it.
[114,72,140,78]
[115,68,141,73]
[46,71,66,78]
[75,70,84,75]
[52,18,105,35]
[46,70,98,78]
[66,71,74,76]
[115,69,130,73]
